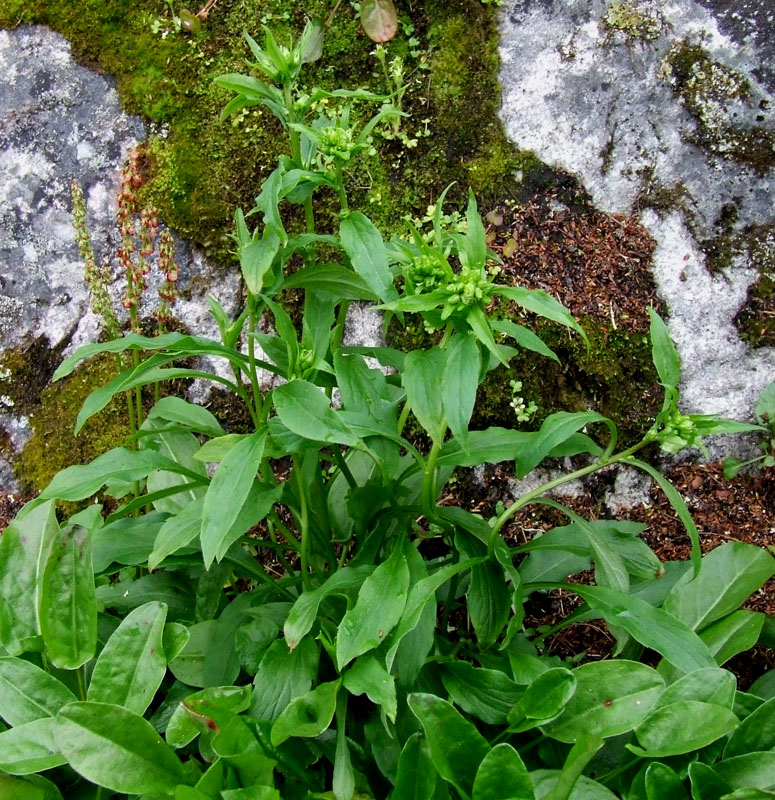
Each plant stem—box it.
[77,666,87,701]
[487,439,648,556]
[335,164,349,214]
[246,298,265,428]
[421,430,445,519]
[333,300,351,349]
[397,401,411,435]
[293,455,313,590]
[332,446,357,489]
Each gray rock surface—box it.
[0,26,243,487]
[498,0,775,443]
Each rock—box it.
[498,0,775,445]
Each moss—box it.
[602,2,663,41]
[3,0,528,265]
[13,354,130,493]
[662,41,775,175]
[387,313,660,447]
[733,223,775,347]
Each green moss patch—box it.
[11,353,130,493]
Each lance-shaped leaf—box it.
[541,660,665,743]
[392,733,437,800]
[283,263,377,300]
[274,380,359,446]
[200,428,268,568]
[55,701,186,794]
[88,602,168,715]
[0,717,66,775]
[39,524,97,669]
[343,655,397,722]
[0,657,77,727]
[403,348,447,444]
[570,584,715,673]
[648,308,680,391]
[284,565,373,651]
[336,541,409,669]
[496,284,587,341]
[442,334,481,450]
[472,743,534,800]
[408,693,489,798]
[628,700,739,758]
[340,211,397,302]
[0,500,58,654]
[663,541,775,631]
[441,662,521,725]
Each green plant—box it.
[1,21,774,800]
[723,380,775,478]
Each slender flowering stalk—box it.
[154,229,180,333]
[71,181,120,340]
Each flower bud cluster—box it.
[318,125,357,165]
[406,253,446,295]
[441,266,493,319]
[658,409,700,454]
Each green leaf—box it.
[238,221,281,295]
[0,501,58,654]
[251,637,319,721]
[87,601,168,715]
[200,429,268,567]
[699,609,765,667]
[658,668,737,709]
[644,763,689,800]
[663,542,775,631]
[386,558,486,671]
[282,263,378,300]
[408,693,490,798]
[166,685,251,748]
[392,732,437,800]
[149,496,205,570]
[714,753,775,790]
[0,774,58,800]
[336,541,410,669]
[274,379,360,446]
[648,308,681,390]
[530,770,618,799]
[542,735,604,800]
[403,348,447,443]
[496,285,586,341]
[491,319,560,362]
[541,660,665,743]
[517,411,610,479]
[55,701,186,793]
[340,211,397,302]
[442,334,481,449]
[0,657,77,726]
[40,447,203,502]
[169,620,217,687]
[468,559,511,648]
[92,512,168,572]
[342,655,397,722]
[688,762,733,800]
[0,717,66,774]
[725,696,775,759]
[472,743,534,800]
[164,622,190,663]
[39,524,97,669]
[516,667,577,723]
[147,396,225,438]
[628,701,739,757]
[284,567,373,650]
[570,584,716,673]
[440,661,521,725]
[270,679,339,746]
